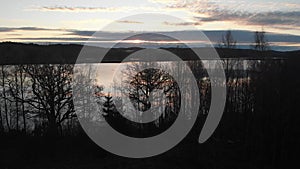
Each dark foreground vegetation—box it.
[0,42,299,169]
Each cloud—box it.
[34,6,117,12]
[192,10,300,27]
[193,10,251,23]
[148,0,181,4]
[2,27,300,50]
[117,20,143,24]
[246,11,300,26]
[64,30,136,40]
[164,0,300,30]
[5,33,176,42]
[0,27,14,32]
[59,29,300,43]
[163,21,202,26]
[31,5,160,13]
[166,0,216,11]
[6,33,22,36]
[0,27,62,32]
[7,37,89,41]
[65,30,95,37]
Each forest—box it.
[0,42,299,169]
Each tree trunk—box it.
[0,106,4,132]
[14,70,19,131]
[1,66,10,131]
[48,115,58,137]
[19,66,26,133]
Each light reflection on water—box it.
[94,59,254,92]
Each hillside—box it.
[0,42,298,65]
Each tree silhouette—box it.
[253,29,269,51]
[220,30,237,49]
[102,94,116,118]
[18,65,27,133]
[7,65,28,133]
[1,65,10,131]
[105,63,181,137]
[22,64,74,136]
[120,64,180,126]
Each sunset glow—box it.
[0,0,299,50]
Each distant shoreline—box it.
[0,42,297,65]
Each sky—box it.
[1,0,300,50]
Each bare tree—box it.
[0,100,3,132]
[114,62,181,130]
[18,65,27,132]
[7,65,28,133]
[253,29,269,51]
[23,64,74,136]
[7,66,20,131]
[220,30,237,49]
[1,65,10,131]
[73,65,103,124]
